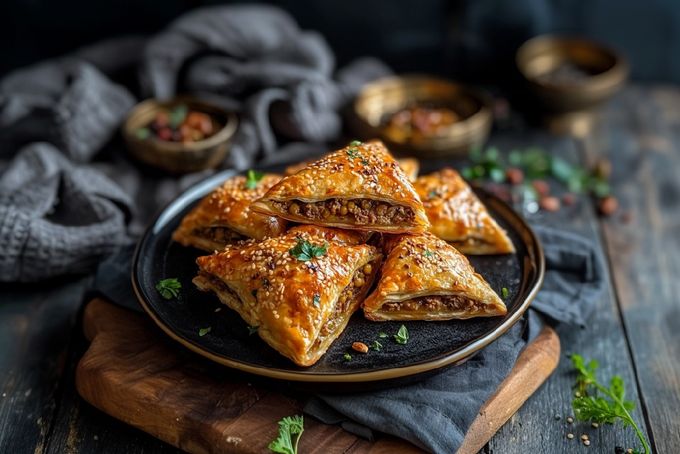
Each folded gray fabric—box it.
[141,5,391,166]
[0,60,135,162]
[304,226,605,453]
[0,143,132,282]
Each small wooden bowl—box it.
[516,35,628,112]
[350,76,493,157]
[123,97,238,173]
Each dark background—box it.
[2,0,679,83]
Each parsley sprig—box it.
[394,325,409,344]
[268,415,304,454]
[289,238,328,261]
[245,169,265,189]
[156,278,181,299]
[571,354,650,454]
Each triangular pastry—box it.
[363,232,507,321]
[252,140,429,233]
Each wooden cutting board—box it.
[75,299,560,454]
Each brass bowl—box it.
[516,35,629,112]
[123,97,238,173]
[350,76,493,157]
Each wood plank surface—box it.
[483,132,650,453]
[74,298,559,454]
[582,86,680,454]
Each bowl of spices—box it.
[350,76,493,157]
[123,97,238,173]
[516,35,628,112]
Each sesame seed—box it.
[583,440,590,446]
[566,416,574,424]
[581,434,589,441]
[567,433,574,440]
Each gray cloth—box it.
[141,5,391,167]
[0,143,132,282]
[0,5,390,281]
[91,226,604,454]
[304,226,605,454]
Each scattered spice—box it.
[598,195,619,216]
[352,342,369,353]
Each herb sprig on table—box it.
[570,354,650,454]
[268,415,305,454]
[461,146,615,213]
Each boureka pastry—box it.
[193,227,382,366]
[414,168,514,254]
[173,173,287,251]
[363,232,507,321]
[252,140,429,233]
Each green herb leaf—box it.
[424,249,434,258]
[312,293,321,307]
[371,340,383,351]
[156,278,181,299]
[343,353,352,362]
[394,325,409,345]
[268,415,304,454]
[169,104,188,128]
[289,238,328,262]
[245,169,265,189]
[248,325,259,336]
[349,140,363,147]
[570,354,650,454]
[136,127,150,140]
[378,332,388,339]
[501,287,509,299]
[428,190,438,199]
[199,327,212,337]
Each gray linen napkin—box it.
[90,225,604,453]
[0,143,132,282]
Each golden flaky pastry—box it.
[172,173,287,251]
[285,156,420,182]
[363,232,507,321]
[193,227,381,366]
[252,141,429,233]
[414,168,515,254]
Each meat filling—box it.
[193,226,246,244]
[382,294,482,313]
[272,199,415,225]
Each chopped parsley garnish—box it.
[343,353,352,362]
[428,189,438,199]
[245,169,265,189]
[312,293,320,307]
[289,238,328,261]
[155,278,181,300]
[349,140,363,146]
[198,327,212,337]
[268,415,304,454]
[346,147,360,159]
[394,325,409,345]
[248,325,259,336]
[501,287,509,299]
[378,332,388,339]
[424,249,434,258]
[371,340,383,351]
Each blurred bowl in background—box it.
[123,97,238,174]
[350,76,493,157]
[516,35,629,113]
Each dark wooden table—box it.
[1,85,678,453]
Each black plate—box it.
[132,167,544,385]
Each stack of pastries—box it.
[173,140,515,366]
